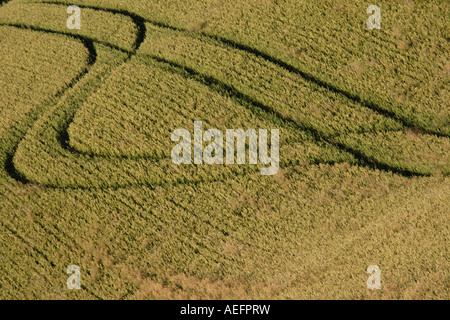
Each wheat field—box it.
[0,0,448,299]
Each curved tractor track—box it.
[0,0,447,190]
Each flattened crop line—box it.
[36,4,445,145]
[0,2,144,187]
[4,1,440,189]
[331,140,432,177]
[40,1,147,54]
[40,1,448,138]
[0,22,129,55]
[196,34,448,138]
[22,2,148,157]
[0,23,99,184]
[148,55,434,178]
[0,0,12,7]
